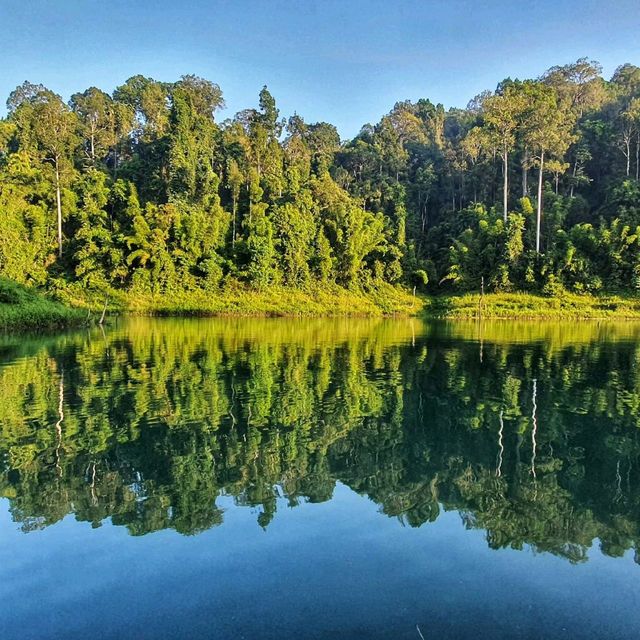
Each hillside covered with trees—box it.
[0,58,639,310]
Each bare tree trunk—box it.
[99,296,109,325]
[502,148,508,222]
[536,151,544,254]
[522,148,529,197]
[55,156,63,258]
[570,158,578,198]
[232,197,237,248]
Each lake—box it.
[1,317,639,639]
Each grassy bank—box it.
[423,291,640,319]
[6,278,640,331]
[58,281,422,318]
[0,279,85,332]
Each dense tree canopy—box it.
[1,59,639,297]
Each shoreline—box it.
[57,283,423,320]
[0,280,85,333]
[422,292,640,320]
[97,290,640,321]
[3,283,640,332]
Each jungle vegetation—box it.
[0,58,639,310]
[0,277,84,331]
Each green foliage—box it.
[0,153,53,284]
[57,281,420,317]
[0,62,640,313]
[245,202,276,289]
[424,291,640,319]
[0,278,83,330]
[273,193,315,286]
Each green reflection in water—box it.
[1,317,639,563]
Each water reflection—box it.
[1,318,639,563]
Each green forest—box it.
[0,58,639,312]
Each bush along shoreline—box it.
[58,285,640,321]
[423,291,640,320]
[56,281,422,319]
[5,277,640,333]
[0,279,86,332]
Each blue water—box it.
[0,318,639,638]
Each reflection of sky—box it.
[0,485,638,639]
[2,0,639,137]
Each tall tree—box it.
[472,86,526,220]
[70,87,117,166]
[7,83,78,258]
[522,83,575,253]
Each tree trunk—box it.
[522,148,529,197]
[421,196,429,236]
[570,158,578,198]
[99,296,109,324]
[502,148,508,222]
[536,150,544,254]
[232,197,237,248]
[55,157,63,258]
[625,138,631,176]
[636,132,639,181]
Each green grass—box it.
[6,277,640,331]
[423,291,640,319]
[0,279,85,332]
[58,281,423,318]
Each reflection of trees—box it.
[0,318,640,563]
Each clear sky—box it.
[2,0,639,137]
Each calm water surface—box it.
[1,317,639,639]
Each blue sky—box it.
[2,0,639,137]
